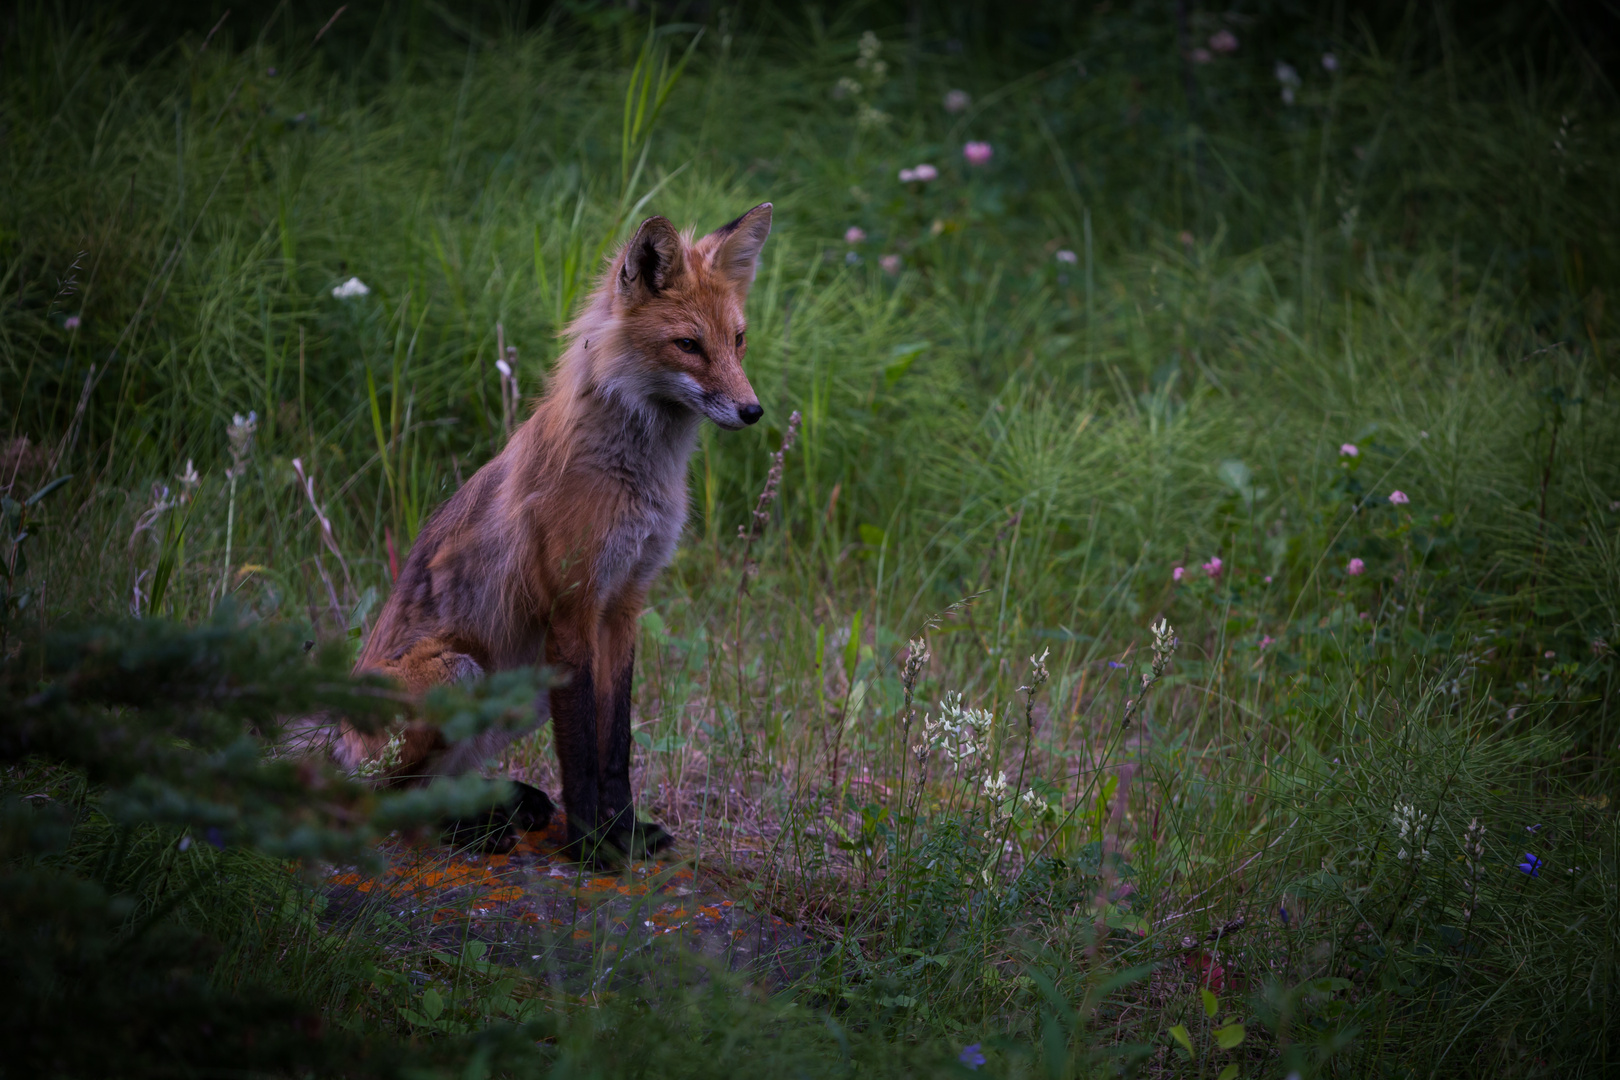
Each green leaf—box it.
[1217,1065,1240,1080]
[843,610,862,682]
[421,987,444,1020]
[883,341,928,387]
[1201,987,1219,1017]
[1169,1024,1193,1056]
[1213,1023,1245,1049]
[25,473,73,507]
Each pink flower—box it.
[1259,635,1275,650]
[63,314,81,330]
[1339,443,1359,457]
[1202,556,1223,578]
[943,89,971,114]
[1347,558,1365,576]
[1178,230,1195,247]
[899,164,938,183]
[1389,490,1409,505]
[1544,650,1556,659]
[844,226,867,244]
[1190,47,1213,64]
[1264,575,1274,584]
[1172,566,1185,582]
[1321,53,1339,72]
[1055,249,1078,264]
[1209,30,1238,53]
[962,141,993,166]
[879,254,901,276]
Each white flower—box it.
[331,276,370,299]
[495,358,512,377]
[943,89,971,113]
[1390,801,1431,861]
[1275,61,1301,105]
[1055,249,1078,264]
[981,771,1009,805]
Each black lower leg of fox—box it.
[600,648,673,857]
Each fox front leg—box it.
[546,630,604,862]
[598,600,673,858]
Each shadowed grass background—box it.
[2,1,1618,1076]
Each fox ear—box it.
[708,203,773,290]
[618,216,685,302]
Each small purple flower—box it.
[1202,556,1223,578]
[879,254,902,276]
[1259,635,1275,650]
[1389,490,1409,505]
[844,226,866,244]
[962,141,993,166]
[1107,661,1125,670]
[899,163,938,184]
[1190,47,1213,64]
[1172,566,1185,582]
[959,1043,986,1070]
[1347,558,1365,576]
[1279,905,1290,924]
[1339,443,1359,457]
[1322,53,1339,72]
[1209,30,1238,53]
[206,826,226,850]
[943,89,971,114]
[1055,249,1078,264]
[1517,852,1542,878]
[63,314,81,331]
[1264,574,1274,584]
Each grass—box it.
[3,2,1618,1076]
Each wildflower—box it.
[1178,230,1195,247]
[962,141,993,166]
[267,67,278,76]
[1517,852,1542,877]
[226,412,258,479]
[332,276,370,298]
[833,76,862,99]
[1322,52,1339,71]
[205,826,226,850]
[1275,61,1302,105]
[176,459,200,502]
[959,1043,986,1070]
[1190,47,1212,64]
[1259,635,1275,650]
[1279,905,1290,924]
[1389,489,1409,505]
[944,89,971,114]
[1339,442,1358,457]
[1172,565,1185,582]
[1390,801,1430,861]
[1019,788,1051,819]
[879,254,901,275]
[63,314,81,331]
[1209,30,1238,53]
[1347,557,1365,576]
[1461,818,1485,920]
[1055,249,1078,264]
[899,163,938,184]
[1202,556,1223,578]
[845,251,861,265]
[844,226,866,244]
[1264,574,1274,584]
[1108,661,1125,669]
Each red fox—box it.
[340,203,773,861]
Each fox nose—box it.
[738,403,763,426]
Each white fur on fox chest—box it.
[594,492,687,602]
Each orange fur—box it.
[341,204,774,858]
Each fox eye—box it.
[735,332,746,348]
[673,337,701,354]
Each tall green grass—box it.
[3,2,1617,1075]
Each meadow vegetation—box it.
[3,2,1618,1076]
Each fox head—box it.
[596,203,772,431]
